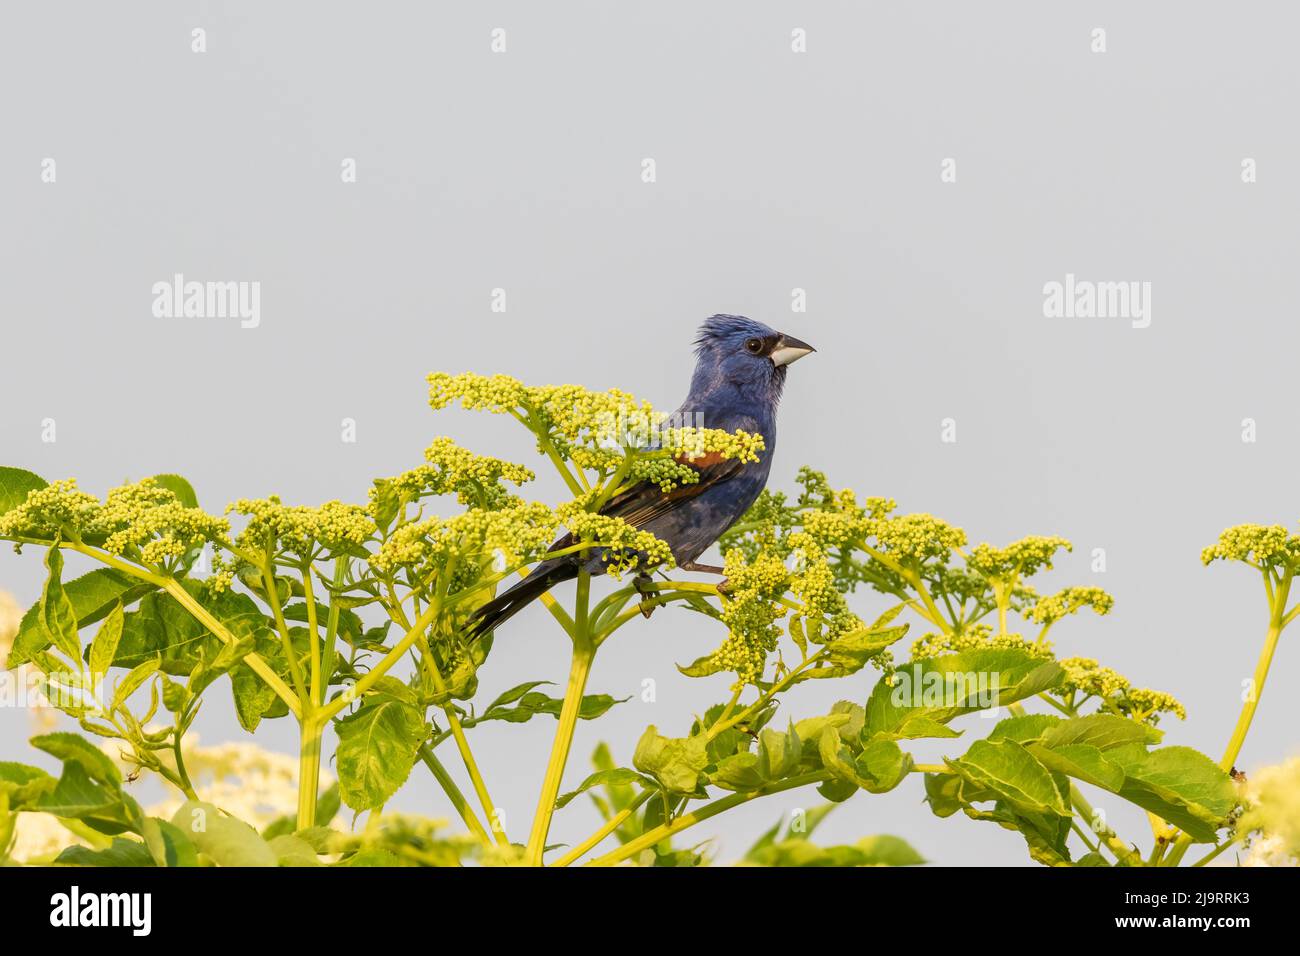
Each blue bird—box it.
[465,314,815,638]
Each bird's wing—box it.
[601,451,745,529]
[545,452,745,553]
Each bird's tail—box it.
[464,560,579,641]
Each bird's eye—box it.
[744,337,764,354]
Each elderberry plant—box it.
[0,373,1290,867]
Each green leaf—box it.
[854,738,913,793]
[31,732,122,789]
[1039,713,1162,751]
[709,752,767,792]
[854,834,927,866]
[633,727,709,794]
[334,681,427,811]
[8,569,157,668]
[0,465,48,515]
[88,603,124,679]
[824,624,909,673]
[37,762,142,835]
[112,656,161,711]
[1107,745,1236,843]
[0,762,58,808]
[987,713,1061,744]
[40,548,81,663]
[745,833,924,867]
[866,649,1064,737]
[677,653,728,678]
[556,768,655,809]
[945,738,1071,828]
[477,688,627,725]
[758,722,801,779]
[1028,742,1124,792]
[149,473,198,509]
[269,833,322,867]
[56,838,156,867]
[141,816,198,867]
[169,800,278,866]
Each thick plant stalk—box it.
[298,719,323,830]
[525,638,595,864]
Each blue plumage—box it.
[466,314,814,637]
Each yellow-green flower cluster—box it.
[698,549,792,686]
[554,504,674,577]
[871,513,967,564]
[661,427,765,464]
[96,480,229,565]
[0,479,102,540]
[229,497,375,558]
[370,501,556,575]
[910,623,1054,661]
[1201,524,1300,569]
[428,373,657,455]
[1027,586,1114,625]
[373,437,535,513]
[968,536,1072,579]
[1057,657,1186,723]
[0,479,228,568]
[1239,758,1300,864]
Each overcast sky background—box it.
[3,2,1299,866]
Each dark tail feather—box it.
[465,561,578,640]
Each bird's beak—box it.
[769,333,816,367]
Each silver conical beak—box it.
[770,333,815,367]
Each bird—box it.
[464,314,815,639]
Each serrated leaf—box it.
[1107,745,1235,843]
[866,649,1064,736]
[987,713,1061,744]
[149,473,198,509]
[334,688,426,811]
[1040,714,1162,751]
[0,465,48,516]
[88,603,124,679]
[40,548,81,663]
[824,624,909,673]
[946,738,1070,825]
[8,569,157,669]
[1028,742,1124,792]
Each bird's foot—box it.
[633,573,657,619]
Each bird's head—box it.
[691,314,815,405]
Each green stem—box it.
[553,789,653,867]
[163,580,301,718]
[418,744,492,847]
[297,718,323,830]
[1219,573,1290,772]
[526,572,595,865]
[586,771,830,867]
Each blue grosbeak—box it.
[466,314,814,638]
